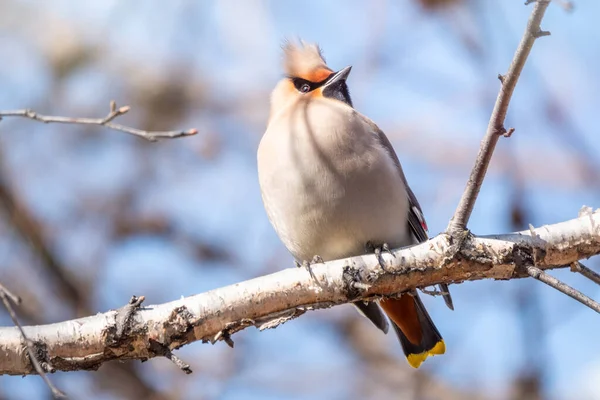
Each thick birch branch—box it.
[1,209,599,376]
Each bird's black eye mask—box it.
[289,74,353,107]
[290,77,324,93]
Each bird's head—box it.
[269,40,353,119]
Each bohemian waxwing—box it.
[257,40,452,368]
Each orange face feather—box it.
[269,40,350,121]
[282,40,332,81]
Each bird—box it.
[257,40,451,368]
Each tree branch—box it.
[447,0,551,233]
[1,209,599,375]
[0,284,65,397]
[0,101,198,142]
[525,266,600,314]
[572,261,600,286]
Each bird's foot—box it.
[295,255,323,285]
[365,241,394,272]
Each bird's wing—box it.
[365,117,454,310]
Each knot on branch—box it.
[210,319,255,348]
[511,242,548,279]
[342,264,372,300]
[490,124,515,138]
[441,230,472,267]
[28,341,55,374]
[163,306,196,348]
[513,243,535,271]
[104,296,146,350]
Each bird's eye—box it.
[292,78,313,93]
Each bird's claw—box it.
[381,243,395,258]
[295,255,323,285]
[311,255,324,264]
[366,241,393,272]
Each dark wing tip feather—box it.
[353,301,389,334]
[370,122,455,310]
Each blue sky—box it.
[1,1,600,399]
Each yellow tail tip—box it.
[406,340,446,368]
[430,340,446,355]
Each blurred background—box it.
[1,0,599,399]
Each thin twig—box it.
[0,100,198,142]
[0,285,66,398]
[526,266,600,314]
[419,287,450,297]
[0,281,21,305]
[571,261,600,286]
[447,0,551,233]
[148,340,193,374]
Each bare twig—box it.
[0,101,198,142]
[447,0,551,233]
[0,281,21,305]
[526,266,600,314]
[571,261,600,286]
[0,285,66,398]
[148,340,192,374]
[0,210,598,375]
[419,287,450,297]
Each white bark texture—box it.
[1,209,599,375]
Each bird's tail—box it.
[379,292,445,368]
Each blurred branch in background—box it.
[0,124,181,399]
[507,164,545,400]
[337,315,489,400]
[0,165,89,314]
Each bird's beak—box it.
[321,66,353,107]
[323,66,352,89]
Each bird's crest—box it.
[282,40,332,82]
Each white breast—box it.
[258,98,410,262]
